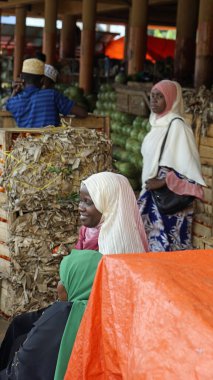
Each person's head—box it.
[150,80,183,117]
[79,184,102,228]
[21,58,44,88]
[79,172,148,254]
[43,64,59,89]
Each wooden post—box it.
[127,0,148,75]
[174,0,199,86]
[79,0,97,94]
[60,15,76,59]
[43,0,58,64]
[194,0,213,88]
[13,6,26,80]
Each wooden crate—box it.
[203,237,213,249]
[192,163,213,246]
[61,114,110,137]
[115,86,150,116]
[0,112,110,138]
[127,81,153,92]
[0,111,17,129]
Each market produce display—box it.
[0,126,112,316]
[94,84,150,190]
[57,83,97,112]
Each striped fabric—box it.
[82,172,148,254]
[6,86,74,128]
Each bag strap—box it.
[158,117,183,163]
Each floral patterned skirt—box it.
[138,190,193,252]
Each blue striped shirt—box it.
[6,86,74,128]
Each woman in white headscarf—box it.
[78,171,148,254]
[138,80,205,252]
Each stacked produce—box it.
[93,83,117,117]
[1,127,112,315]
[111,115,151,190]
[60,84,97,113]
[93,83,150,190]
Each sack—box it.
[151,186,194,215]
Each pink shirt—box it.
[75,226,100,251]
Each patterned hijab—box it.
[82,172,148,254]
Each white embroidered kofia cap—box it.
[44,64,59,82]
[22,58,44,75]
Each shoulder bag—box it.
[151,118,194,215]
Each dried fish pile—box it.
[1,127,112,315]
[183,86,213,131]
[2,127,112,212]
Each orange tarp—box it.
[65,250,213,380]
[105,35,175,61]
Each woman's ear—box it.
[57,281,68,301]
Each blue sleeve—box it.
[54,90,75,116]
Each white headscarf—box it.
[141,80,205,188]
[82,172,148,254]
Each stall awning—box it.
[105,35,175,62]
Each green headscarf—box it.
[54,249,102,380]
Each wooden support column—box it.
[43,0,58,64]
[13,6,26,80]
[174,0,199,86]
[194,0,213,88]
[60,15,76,59]
[79,0,96,94]
[128,0,148,75]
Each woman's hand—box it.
[145,178,166,190]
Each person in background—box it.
[138,80,206,252]
[43,64,59,89]
[6,58,87,128]
[76,171,148,254]
[0,250,102,380]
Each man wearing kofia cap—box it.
[43,64,58,89]
[6,58,87,128]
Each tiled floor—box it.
[0,316,9,344]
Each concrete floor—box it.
[0,316,9,344]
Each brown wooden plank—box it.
[194,200,212,215]
[201,157,213,166]
[193,221,212,237]
[194,212,213,227]
[207,124,213,138]
[202,237,213,250]
[202,165,213,178]
[200,136,213,148]
[202,187,213,203]
[202,175,212,187]
[199,145,213,158]
[192,235,205,249]
[184,113,194,125]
